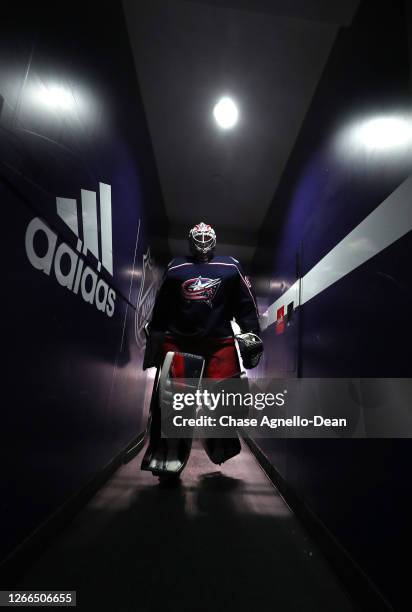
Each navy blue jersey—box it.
[149,255,260,338]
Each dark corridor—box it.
[1,1,412,611]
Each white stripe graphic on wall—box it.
[261,174,412,330]
[56,197,79,236]
[99,182,114,276]
[81,189,99,260]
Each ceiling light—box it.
[213,97,238,129]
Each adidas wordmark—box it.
[25,183,117,318]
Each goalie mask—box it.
[189,222,216,261]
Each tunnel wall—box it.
[252,1,412,608]
[0,3,168,565]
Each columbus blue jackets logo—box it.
[182,276,221,306]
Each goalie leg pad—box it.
[199,377,248,464]
[141,351,204,476]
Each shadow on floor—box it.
[16,443,354,612]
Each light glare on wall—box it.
[356,116,412,150]
[37,84,74,111]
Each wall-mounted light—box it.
[213,96,239,129]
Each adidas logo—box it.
[25,182,117,318]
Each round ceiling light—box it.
[213,96,239,129]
